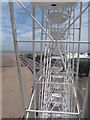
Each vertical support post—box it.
[40,9,44,75]
[45,10,49,41]
[68,8,72,74]
[32,5,36,118]
[42,44,47,108]
[67,11,70,74]
[9,2,26,117]
[39,9,44,114]
[72,9,75,78]
[76,2,82,86]
[81,71,89,118]
[72,8,75,113]
[68,8,71,112]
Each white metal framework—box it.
[9,1,89,119]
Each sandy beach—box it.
[2,54,33,118]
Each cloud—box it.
[2,31,14,51]
[20,29,41,39]
[20,31,32,38]
[2,2,89,52]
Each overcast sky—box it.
[1,2,89,53]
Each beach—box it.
[2,54,33,118]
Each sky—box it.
[0,2,89,53]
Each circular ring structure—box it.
[51,31,66,40]
[31,2,77,10]
[48,12,69,23]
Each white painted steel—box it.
[9,2,26,117]
[17,40,90,43]
[76,2,82,86]
[31,2,77,9]
[47,12,69,23]
[9,1,89,119]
